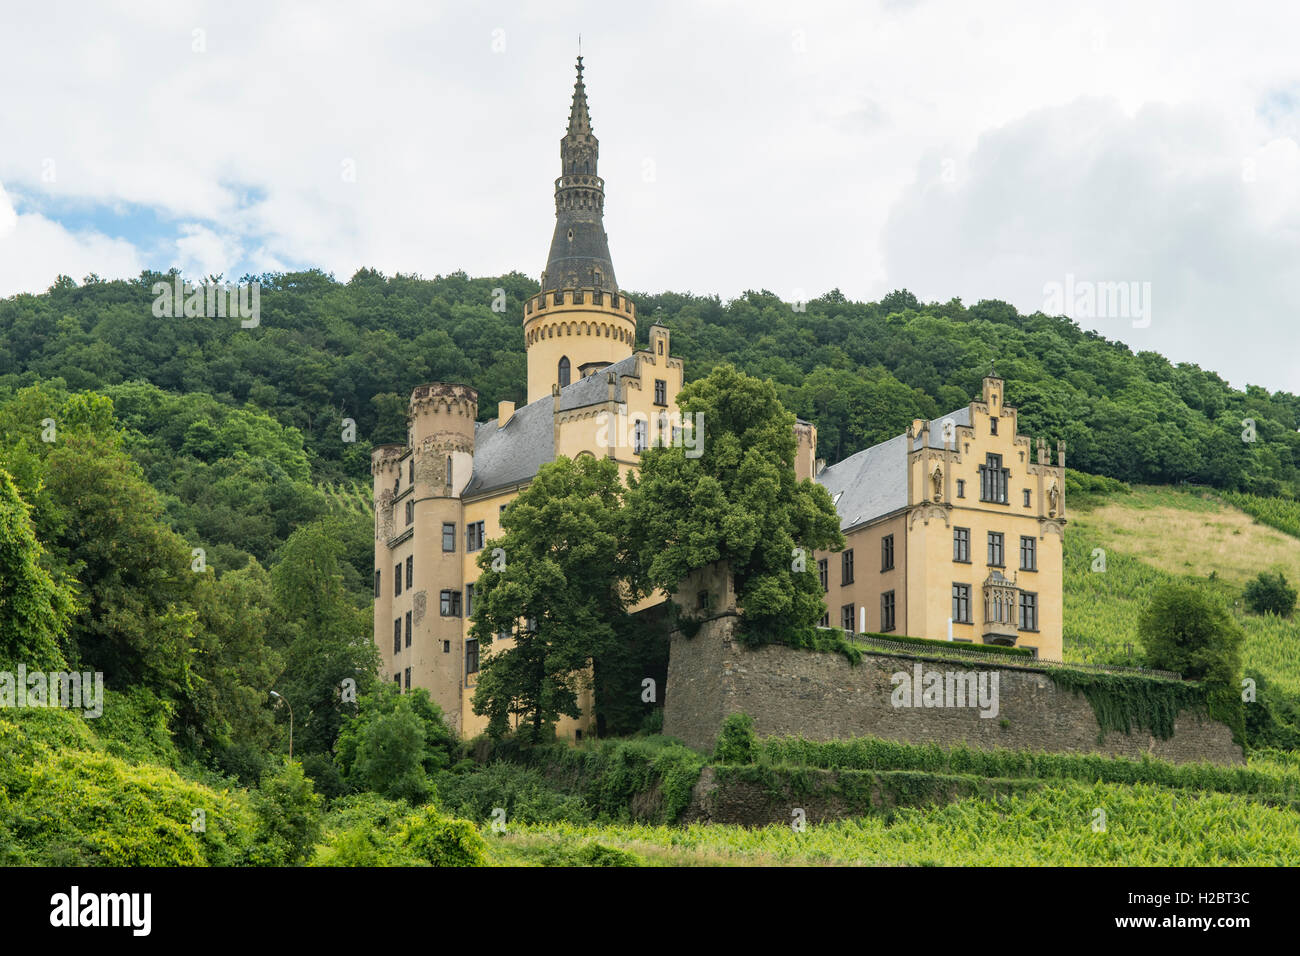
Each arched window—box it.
[558,356,571,387]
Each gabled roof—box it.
[816,406,969,530]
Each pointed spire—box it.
[542,55,618,293]
[566,56,592,137]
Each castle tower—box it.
[408,383,476,731]
[525,56,636,404]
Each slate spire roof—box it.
[542,56,619,294]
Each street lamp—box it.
[270,690,294,760]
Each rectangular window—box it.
[842,548,855,585]
[405,499,414,526]
[817,558,828,592]
[374,569,381,598]
[405,556,413,589]
[466,521,485,552]
[841,603,855,632]
[440,589,462,616]
[466,638,479,675]
[394,673,401,687]
[818,612,829,628]
[443,640,451,653]
[1019,591,1038,631]
[405,611,412,648]
[956,478,965,498]
[979,454,1009,504]
[404,667,411,690]
[442,522,456,552]
[465,582,475,617]
[1020,535,1037,571]
[988,532,1004,567]
[880,590,896,632]
[698,590,710,611]
[393,619,401,654]
[395,563,402,596]
[953,527,971,563]
[633,419,648,453]
[654,379,667,406]
[952,583,972,624]
[881,534,894,572]
[1023,488,1031,507]
[990,416,998,435]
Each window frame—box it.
[880,590,896,632]
[1020,535,1037,571]
[953,527,971,563]
[952,583,972,624]
[842,548,855,586]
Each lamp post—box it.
[270,690,293,760]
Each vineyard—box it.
[1216,490,1300,540]
[483,780,1300,865]
[1063,485,1300,697]
[319,479,374,518]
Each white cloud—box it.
[0,0,1298,388]
[0,180,144,296]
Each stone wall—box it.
[663,621,1244,766]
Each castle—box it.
[371,58,1066,739]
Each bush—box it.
[252,760,323,865]
[1244,571,1297,618]
[714,713,758,765]
[400,805,487,867]
[433,762,591,826]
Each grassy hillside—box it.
[1064,483,1300,700]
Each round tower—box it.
[408,382,477,733]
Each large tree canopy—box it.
[469,455,632,739]
[623,363,845,644]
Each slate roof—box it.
[557,354,638,411]
[462,354,641,497]
[816,406,969,531]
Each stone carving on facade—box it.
[931,465,943,501]
[1047,480,1060,517]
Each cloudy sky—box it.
[1,0,1298,392]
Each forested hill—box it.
[1,269,1297,498]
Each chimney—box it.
[498,400,515,427]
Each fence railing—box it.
[816,628,1183,681]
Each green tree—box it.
[269,516,379,758]
[1243,570,1297,617]
[1139,583,1245,737]
[623,364,845,645]
[0,468,75,669]
[469,455,631,740]
[335,684,458,786]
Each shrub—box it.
[251,760,323,865]
[714,712,758,765]
[401,805,487,867]
[1244,571,1297,618]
